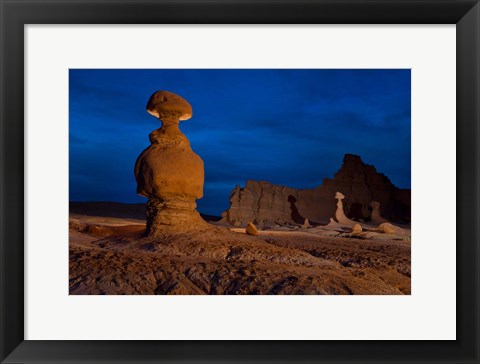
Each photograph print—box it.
[69,69,411,295]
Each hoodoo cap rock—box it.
[146,90,192,121]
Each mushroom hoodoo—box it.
[134,90,207,236]
[369,201,389,224]
[333,192,356,227]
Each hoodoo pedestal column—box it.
[135,90,207,236]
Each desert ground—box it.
[69,203,410,295]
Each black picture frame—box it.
[1,0,479,363]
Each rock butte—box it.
[134,90,208,236]
[221,154,410,227]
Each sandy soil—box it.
[69,213,410,295]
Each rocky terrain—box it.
[221,154,411,227]
[69,206,410,295]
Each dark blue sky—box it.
[69,69,411,216]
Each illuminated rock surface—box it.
[135,90,208,236]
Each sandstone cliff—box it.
[221,154,410,226]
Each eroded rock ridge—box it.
[221,154,410,226]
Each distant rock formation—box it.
[301,218,311,229]
[352,223,363,233]
[369,201,390,224]
[134,90,208,236]
[334,192,356,227]
[376,222,406,235]
[245,222,259,236]
[221,154,410,226]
